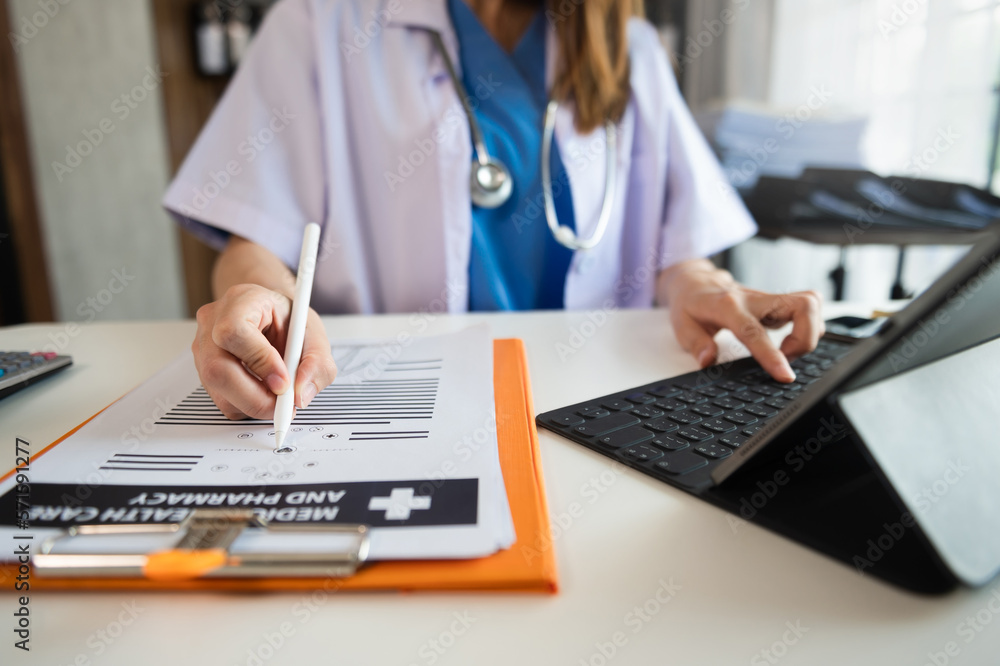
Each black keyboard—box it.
[536,338,855,492]
[0,351,73,400]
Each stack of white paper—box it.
[696,103,868,189]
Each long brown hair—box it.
[549,0,643,133]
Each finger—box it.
[671,310,719,368]
[197,348,279,420]
[778,291,825,359]
[722,308,796,383]
[211,289,291,395]
[205,390,249,421]
[294,311,338,409]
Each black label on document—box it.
[0,479,478,529]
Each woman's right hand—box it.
[192,284,338,420]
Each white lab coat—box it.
[163,0,757,314]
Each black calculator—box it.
[0,351,73,400]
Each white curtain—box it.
[698,0,997,304]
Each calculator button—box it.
[650,435,689,451]
[643,417,679,433]
[577,406,610,419]
[631,406,664,419]
[601,400,633,411]
[621,443,663,463]
[700,418,737,434]
[573,413,641,437]
[549,414,585,427]
[596,426,654,449]
[676,427,712,442]
[653,451,708,475]
[625,392,655,404]
[694,442,732,460]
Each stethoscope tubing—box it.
[429,28,617,252]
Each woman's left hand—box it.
[657,260,825,383]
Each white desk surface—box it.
[1,307,998,666]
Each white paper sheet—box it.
[0,326,515,561]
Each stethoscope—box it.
[430,32,617,252]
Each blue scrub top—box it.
[447,0,576,311]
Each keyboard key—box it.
[741,370,769,384]
[668,411,701,426]
[764,397,790,410]
[696,386,728,398]
[653,451,708,475]
[742,424,765,437]
[676,391,708,405]
[713,397,745,411]
[648,384,682,398]
[691,404,724,418]
[577,406,610,419]
[675,380,711,391]
[724,412,758,426]
[802,366,825,378]
[596,426,654,449]
[745,404,777,418]
[717,380,747,392]
[653,399,686,412]
[550,414,585,427]
[631,406,664,419]
[732,391,765,404]
[574,413,641,437]
[781,382,803,392]
[750,385,782,397]
[601,400,633,411]
[625,392,655,404]
[694,442,732,460]
[650,435,690,451]
[700,418,737,434]
[621,443,663,463]
[644,417,679,433]
[794,375,819,385]
[676,427,712,442]
[719,435,747,449]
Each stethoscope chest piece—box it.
[431,29,616,251]
[470,159,513,209]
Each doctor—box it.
[163,0,823,420]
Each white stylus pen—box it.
[273,223,321,452]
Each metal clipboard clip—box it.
[32,509,370,580]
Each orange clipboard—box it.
[1,339,558,593]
